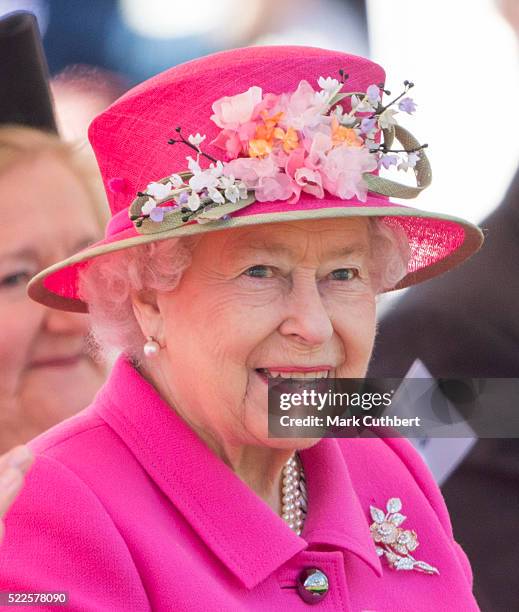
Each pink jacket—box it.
[0,357,479,611]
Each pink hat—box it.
[28,45,483,312]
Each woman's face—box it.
[146,217,377,451]
[0,153,105,451]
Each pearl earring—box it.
[143,336,160,357]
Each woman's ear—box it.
[130,289,164,342]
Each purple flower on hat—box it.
[398,97,417,114]
[379,154,399,169]
[149,207,166,222]
[398,151,420,171]
[149,205,177,222]
[141,198,156,215]
[360,117,377,135]
[366,84,381,106]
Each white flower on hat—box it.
[351,94,374,113]
[188,157,224,192]
[209,160,224,178]
[332,105,357,127]
[207,187,225,204]
[378,108,398,130]
[187,192,201,211]
[317,76,341,94]
[398,151,420,172]
[313,90,330,108]
[141,198,157,215]
[146,181,172,199]
[169,173,185,188]
[237,181,248,199]
[219,175,241,203]
[188,133,206,147]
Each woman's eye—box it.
[329,268,358,281]
[243,265,274,278]
[0,271,32,289]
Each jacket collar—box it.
[95,356,382,589]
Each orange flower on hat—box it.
[273,126,299,153]
[248,138,273,158]
[249,111,285,157]
[331,116,363,147]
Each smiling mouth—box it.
[255,368,335,381]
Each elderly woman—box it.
[0,47,483,611]
[0,126,107,454]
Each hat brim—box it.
[27,198,484,313]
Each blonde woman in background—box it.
[0,125,108,454]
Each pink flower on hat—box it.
[293,166,324,198]
[284,147,324,201]
[210,86,263,130]
[321,145,378,202]
[278,80,328,131]
[223,155,294,202]
[255,173,294,202]
[210,129,245,160]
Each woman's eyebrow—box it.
[241,242,295,257]
[239,241,369,258]
[0,247,39,263]
[326,244,369,258]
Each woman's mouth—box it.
[254,367,335,385]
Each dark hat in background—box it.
[0,10,57,132]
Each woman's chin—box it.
[23,357,105,411]
[244,372,320,448]
[250,434,323,451]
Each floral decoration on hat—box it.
[369,497,439,575]
[128,71,430,234]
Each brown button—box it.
[297,567,329,604]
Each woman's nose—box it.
[278,273,333,346]
[42,306,90,335]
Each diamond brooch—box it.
[369,497,439,575]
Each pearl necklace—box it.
[281,453,308,536]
